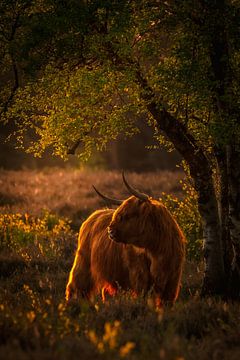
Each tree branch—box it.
[1,58,19,116]
[67,139,81,155]
[135,69,211,179]
[0,8,22,117]
[66,126,94,155]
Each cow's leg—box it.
[66,250,93,301]
[162,269,182,305]
[129,267,151,296]
[149,258,166,297]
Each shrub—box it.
[0,211,75,261]
[161,178,203,260]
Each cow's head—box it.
[93,172,153,247]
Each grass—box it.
[0,168,239,360]
[0,168,183,228]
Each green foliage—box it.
[1,0,240,159]
[161,178,202,261]
[1,0,239,165]
[7,64,141,160]
[0,211,74,260]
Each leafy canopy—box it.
[1,0,240,159]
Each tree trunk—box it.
[215,148,232,270]
[146,104,226,295]
[193,170,225,296]
[199,0,240,297]
[226,145,240,298]
[136,70,226,295]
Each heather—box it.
[0,169,239,360]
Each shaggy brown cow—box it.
[66,174,185,305]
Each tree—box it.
[1,0,240,298]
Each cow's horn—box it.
[122,172,149,201]
[92,185,123,205]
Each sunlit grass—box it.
[0,211,74,261]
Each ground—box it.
[0,169,239,360]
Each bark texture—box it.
[226,145,240,298]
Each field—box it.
[0,169,239,360]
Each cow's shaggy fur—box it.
[66,196,185,305]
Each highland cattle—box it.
[66,173,185,306]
